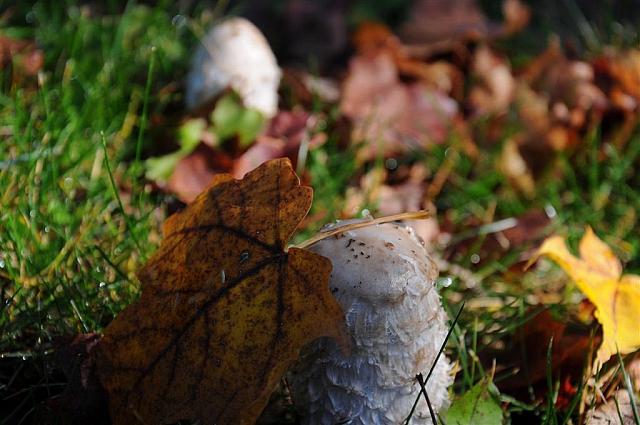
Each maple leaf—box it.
[528,227,640,365]
[95,158,349,424]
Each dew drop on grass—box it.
[545,204,557,218]
[63,177,74,190]
[0,260,5,268]
[47,89,59,101]
[99,282,106,288]
[438,276,453,287]
[385,158,397,170]
[172,15,187,28]
[471,254,480,264]
[25,11,36,23]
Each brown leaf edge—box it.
[95,158,349,424]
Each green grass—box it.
[1,1,639,424]
[0,3,200,420]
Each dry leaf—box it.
[501,0,532,35]
[231,111,327,179]
[341,52,457,160]
[399,0,496,45]
[39,333,110,425]
[164,144,231,203]
[468,45,515,116]
[96,158,349,424]
[586,389,640,425]
[399,0,530,52]
[0,34,44,75]
[498,139,535,198]
[494,309,596,405]
[528,227,640,364]
[351,22,464,98]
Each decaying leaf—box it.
[399,0,530,53]
[528,227,640,364]
[0,34,44,75]
[492,309,597,407]
[468,45,515,116]
[340,52,457,160]
[585,389,640,425]
[231,111,327,179]
[164,143,231,204]
[40,333,110,425]
[96,158,349,424]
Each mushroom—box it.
[288,217,453,424]
[185,17,281,118]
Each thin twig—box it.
[295,210,430,250]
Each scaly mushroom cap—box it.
[185,17,281,117]
[288,218,453,424]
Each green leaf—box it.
[447,377,503,425]
[145,151,183,182]
[211,92,265,147]
[211,92,244,140]
[145,118,207,182]
[145,93,265,184]
[237,108,264,147]
[177,118,208,152]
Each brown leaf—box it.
[498,139,535,198]
[53,333,110,425]
[280,68,340,108]
[586,390,640,425]
[0,34,44,75]
[501,0,532,36]
[468,45,516,116]
[399,0,496,45]
[165,144,232,204]
[492,310,598,406]
[399,0,530,53]
[232,111,327,179]
[341,52,457,160]
[96,158,349,424]
[351,22,465,98]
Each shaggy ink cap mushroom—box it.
[185,17,281,118]
[289,218,453,425]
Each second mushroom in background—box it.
[185,17,281,118]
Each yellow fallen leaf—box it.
[528,227,640,365]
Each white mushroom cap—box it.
[185,17,281,118]
[289,218,453,424]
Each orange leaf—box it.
[95,158,349,424]
[528,227,640,365]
